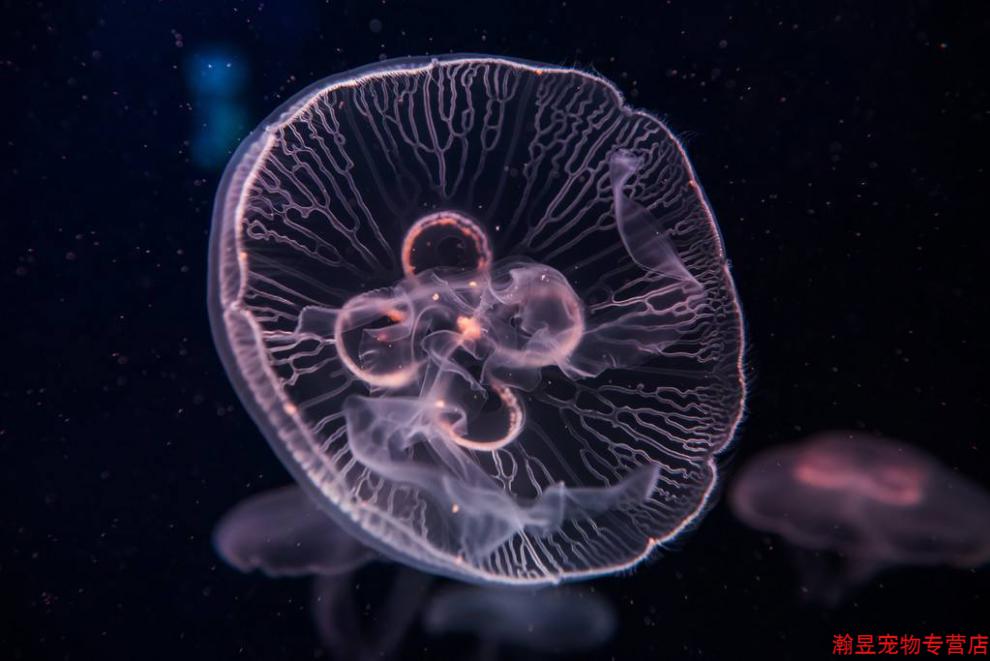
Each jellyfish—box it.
[729,431,990,603]
[209,55,746,585]
[215,485,432,660]
[423,584,616,658]
[213,484,377,577]
[185,47,250,170]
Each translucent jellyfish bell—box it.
[729,431,990,603]
[215,486,434,659]
[209,55,746,585]
[213,485,377,577]
[423,585,616,655]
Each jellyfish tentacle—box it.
[610,149,700,287]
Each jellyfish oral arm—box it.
[610,150,699,287]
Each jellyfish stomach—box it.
[431,377,524,453]
[485,261,585,371]
[332,288,422,389]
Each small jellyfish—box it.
[423,585,616,657]
[184,47,250,170]
[215,486,433,660]
[209,55,746,585]
[213,484,377,577]
[729,431,990,603]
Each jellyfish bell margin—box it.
[208,54,747,586]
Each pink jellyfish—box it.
[730,431,990,603]
[214,485,432,659]
[210,54,746,585]
[423,584,616,657]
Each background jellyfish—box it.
[311,567,433,661]
[209,54,746,585]
[185,47,251,171]
[214,485,432,660]
[423,585,617,659]
[729,431,990,604]
[213,484,376,577]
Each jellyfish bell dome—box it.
[209,54,746,585]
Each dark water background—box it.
[3,1,988,659]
